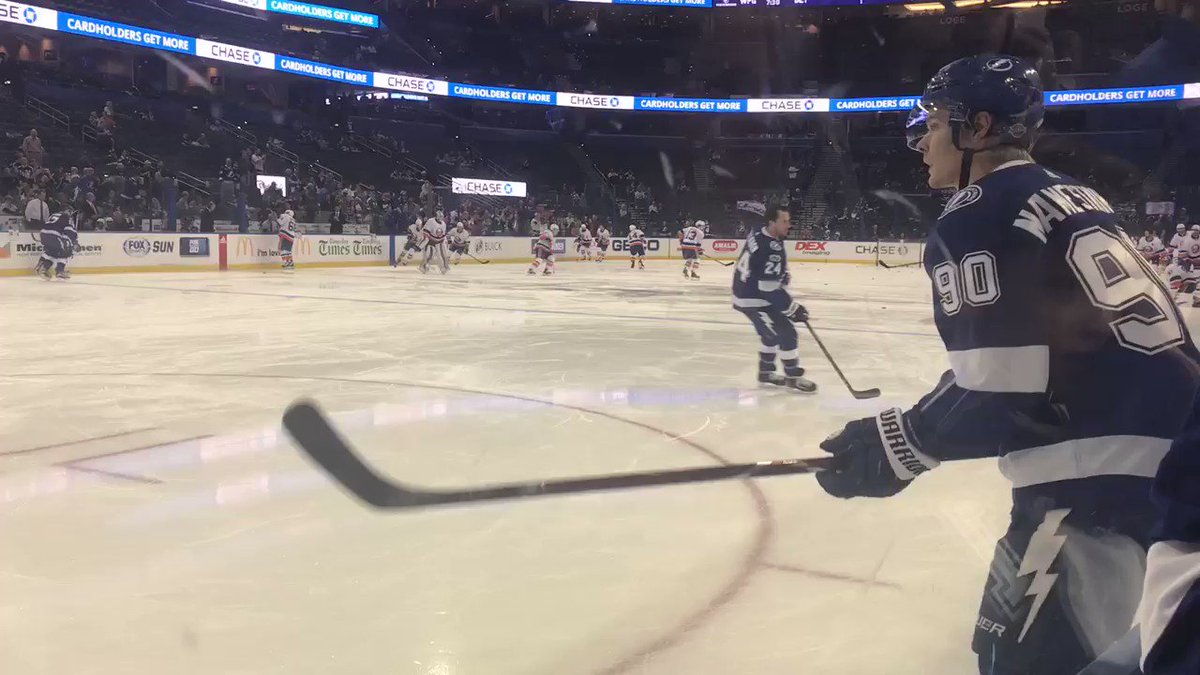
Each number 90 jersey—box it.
[914,161,1199,495]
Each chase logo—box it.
[986,57,1014,72]
[503,183,513,194]
[22,7,35,23]
[252,51,261,65]
[609,97,619,107]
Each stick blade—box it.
[853,388,882,400]
[282,400,408,508]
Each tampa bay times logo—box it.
[236,237,311,258]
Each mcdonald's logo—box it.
[233,236,311,258]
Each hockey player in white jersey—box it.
[1168,223,1187,253]
[1166,250,1200,306]
[575,224,594,261]
[397,218,424,267]
[420,211,449,274]
[1137,229,1167,266]
[1181,225,1200,265]
[594,225,611,263]
[277,209,300,270]
[679,220,706,279]
[529,223,559,276]
[627,226,647,269]
[448,223,471,265]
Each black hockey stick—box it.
[803,322,881,399]
[282,400,833,510]
[466,252,491,265]
[876,260,922,269]
[702,252,736,267]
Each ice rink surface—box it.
[2,259,1196,675]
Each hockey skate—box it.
[758,372,786,387]
[35,264,52,280]
[638,260,645,269]
[630,260,636,269]
[784,376,818,393]
[55,269,71,280]
[690,271,700,280]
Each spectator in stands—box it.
[109,207,130,231]
[1,194,19,215]
[199,200,216,233]
[77,191,98,230]
[176,190,192,231]
[102,100,114,118]
[24,189,48,231]
[190,133,210,148]
[329,204,346,234]
[9,152,33,184]
[21,129,44,168]
[250,149,265,174]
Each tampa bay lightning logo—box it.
[252,52,262,65]
[23,7,37,23]
[942,184,984,216]
[986,57,1014,72]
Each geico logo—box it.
[712,240,739,252]
[612,239,660,251]
[795,241,828,252]
[1117,2,1149,11]
[385,75,435,92]
[939,15,965,24]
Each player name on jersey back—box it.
[1011,181,1114,242]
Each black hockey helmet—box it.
[917,55,1045,187]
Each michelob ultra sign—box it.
[451,177,527,198]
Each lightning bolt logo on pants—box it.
[1015,508,1071,643]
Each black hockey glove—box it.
[816,408,940,499]
[785,302,809,323]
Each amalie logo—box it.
[711,240,739,253]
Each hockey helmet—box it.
[919,55,1044,188]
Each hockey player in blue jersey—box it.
[816,55,1200,675]
[731,204,817,393]
[33,208,79,280]
[1138,388,1200,675]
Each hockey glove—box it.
[816,408,939,499]
[785,302,809,323]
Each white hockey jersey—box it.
[1179,234,1200,263]
[450,226,470,245]
[679,226,704,251]
[277,213,300,241]
[423,218,446,245]
[1137,236,1165,259]
[1167,261,1200,292]
[1169,232,1188,250]
[596,226,611,243]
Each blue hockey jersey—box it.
[731,226,793,312]
[1139,388,1200,675]
[909,161,1199,505]
[43,211,78,243]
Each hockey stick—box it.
[282,400,834,510]
[876,259,922,270]
[802,322,881,399]
[702,252,736,267]
[466,252,491,265]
